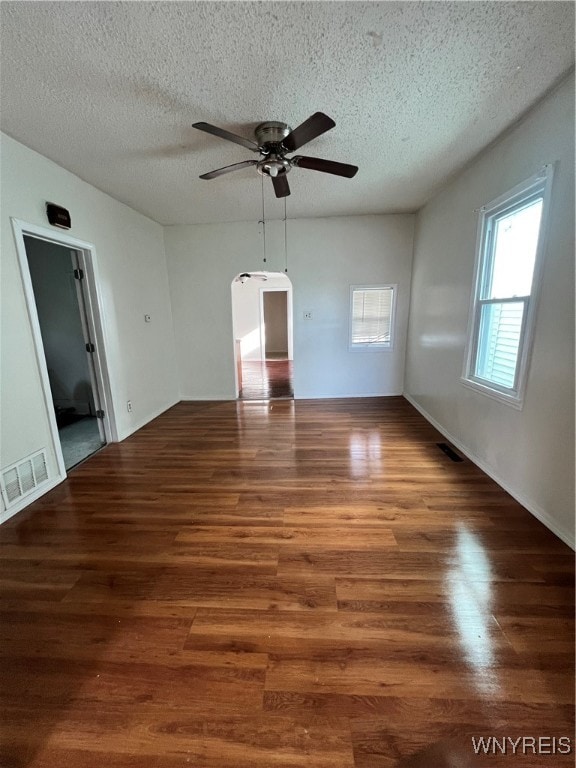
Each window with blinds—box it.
[350,286,395,348]
[475,301,525,389]
[463,166,553,406]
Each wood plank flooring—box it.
[0,397,573,768]
[240,359,293,399]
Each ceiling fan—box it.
[192,112,358,198]
[234,272,268,283]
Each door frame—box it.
[11,218,117,479]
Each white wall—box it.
[404,74,575,548]
[290,216,414,398]
[1,133,179,512]
[165,215,414,400]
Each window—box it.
[350,285,396,349]
[463,166,553,406]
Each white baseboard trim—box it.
[118,399,181,440]
[181,393,404,402]
[0,475,64,525]
[403,393,575,550]
[180,395,234,402]
[294,391,404,400]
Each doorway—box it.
[18,229,111,471]
[232,272,294,400]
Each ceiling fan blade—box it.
[199,159,258,179]
[282,112,335,152]
[192,122,259,152]
[272,174,290,198]
[292,155,358,178]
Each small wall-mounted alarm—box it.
[46,202,71,229]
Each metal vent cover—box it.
[1,450,49,508]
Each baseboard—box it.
[403,393,575,550]
[0,475,64,525]
[181,392,404,402]
[180,395,234,402]
[119,398,181,440]
[294,391,404,400]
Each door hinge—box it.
[85,342,95,353]
[96,410,105,419]
[73,268,84,280]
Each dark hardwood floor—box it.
[0,397,573,767]
[240,359,293,399]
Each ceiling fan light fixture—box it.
[256,155,290,178]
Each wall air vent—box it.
[1,450,49,508]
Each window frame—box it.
[349,284,397,351]
[461,165,554,408]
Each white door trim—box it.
[11,218,118,481]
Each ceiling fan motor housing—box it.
[255,122,293,177]
[254,121,292,148]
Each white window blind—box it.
[475,300,525,389]
[350,286,394,347]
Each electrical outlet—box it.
[303,311,313,320]
[127,400,132,412]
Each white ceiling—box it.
[1,1,574,225]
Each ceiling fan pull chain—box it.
[261,175,267,264]
[284,196,288,274]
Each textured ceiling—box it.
[1,1,574,225]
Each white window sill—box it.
[349,344,394,352]
[460,376,524,410]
